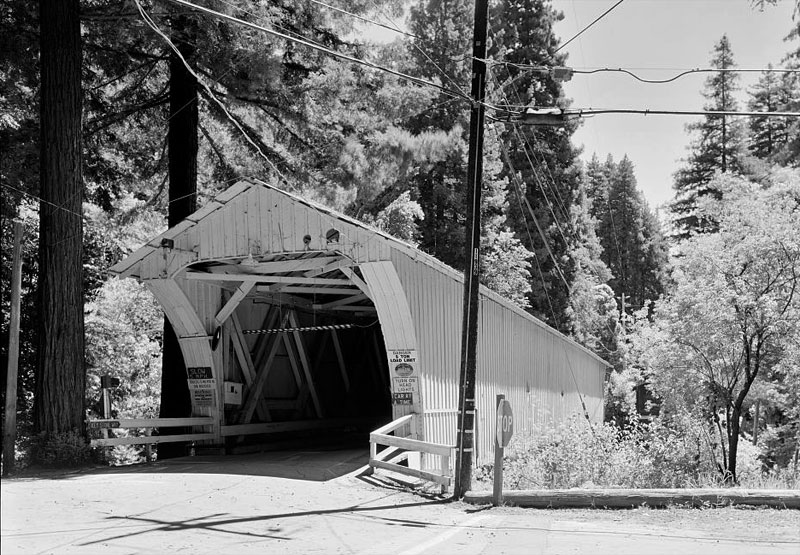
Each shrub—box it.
[480,414,745,490]
[29,430,91,467]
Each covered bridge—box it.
[110,179,607,464]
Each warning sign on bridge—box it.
[388,350,420,408]
[187,367,216,407]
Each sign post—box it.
[493,395,513,506]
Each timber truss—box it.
[176,250,385,435]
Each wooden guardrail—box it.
[368,414,454,492]
[86,417,215,448]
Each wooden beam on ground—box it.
[215,282,255,326]
[340,267,372,300]
[185,272,352,286]
[288,310,323,418]
[331,329,351,394]
[462,489,800,510]
[239,311,290,424]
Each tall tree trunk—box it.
[727,406,741,483]
[157,10,198,458]
[35,0,85,435]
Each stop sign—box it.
[496,399,514,448]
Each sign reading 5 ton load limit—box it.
[389,349,418,406]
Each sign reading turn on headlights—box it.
[187,367,216,408]
[388,349,419,409]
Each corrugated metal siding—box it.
[391,250,606,466]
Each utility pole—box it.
[3,221,23,476]
[454,0,489,499]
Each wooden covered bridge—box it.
[109,179,607,471]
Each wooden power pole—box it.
[454,0,489,499]
[3,221,23,476]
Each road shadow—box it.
[7,447,372,482]
[75,496,453,547]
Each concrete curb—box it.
[464,488,800,509]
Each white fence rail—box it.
[86,417,215,448]
[368,414,454,491]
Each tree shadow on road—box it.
[77,496,453,547]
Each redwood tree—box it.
[35,0,85,434]
[157,9,199,458]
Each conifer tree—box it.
[672,35,747,238]
[488,0,583,331]
[747,66,794,161]
[598,156,668,312]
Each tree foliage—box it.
[632,170,800,482]
[672,35,748,238]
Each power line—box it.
[499,107,800,121]
[570,108,800,118]
[308,0,418,39]
[554,0,626,54]
[484,50,578,244]
[574,66,800,84]
[366,0,467,97]
[480,61,800,83]
[135,0,294,188]
[158,0,469,102]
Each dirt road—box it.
[2,449,798,554]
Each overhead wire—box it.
[486,124,561,327]
[489,128,595,427]
[158,0,470,102]
[495,127,571,292]
[573,66,800,83]
[485,23,578,233]
[480,61,800,83]
[365,0,468,99]
[554,0,626,54]
[135,0,296,189]
[485,44,577,248]
[567,108,800,118]
[308,0,419,39]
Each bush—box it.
[29,430,92,467]
[478,415,744,490]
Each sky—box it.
[549,0,797,210]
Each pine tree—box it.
[747,65,795,161]
[768,20,800,166]
[672,35,747,238]
[598,156,668,312]
[488,0,584,331]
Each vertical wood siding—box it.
[115,181,607,463]
[391,251,606,465]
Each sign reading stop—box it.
[496,399,513,448]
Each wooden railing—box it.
[368,414,454,492]
[86,417,215,448]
